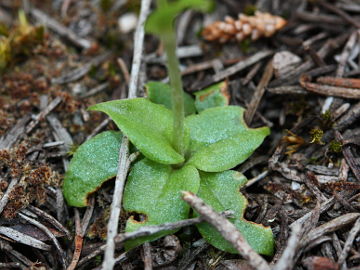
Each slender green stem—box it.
[162,31,185,157]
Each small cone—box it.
[202,11,287,43]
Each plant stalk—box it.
[162,31,185,157]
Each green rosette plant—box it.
[63,0,274,256]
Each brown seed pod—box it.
[202,11,287,43]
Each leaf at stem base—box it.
[194,81,229,112]
[89,98,185,165]
[62,131,122,207]
[123,158,200,249]
[185,106,270,172]
[146,81,196,116]
[196,170,274,255]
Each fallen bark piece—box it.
[337,217,360,266]
[302,213,360,247]
[317,76,360,89]
[302,256,339,270]
[0,226,51,251]
[300,74,360,99]
[202,11,286,43]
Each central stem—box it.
[162,31,185,157]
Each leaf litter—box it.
[1,0,360,269]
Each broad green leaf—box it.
[123,158,200,249]
[146,81,196,116]
[89,98,184,165]
[146,0,213,35]
[194,81,229,112]
[62,131,122,207]
[185,106,270,172]
[196,170,274,255]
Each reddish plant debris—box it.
[302,256,339,270]
[0,146,61,219]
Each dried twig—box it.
[46,114,73,170]
[145,45,203,64]
[181,59,220,76]
[66,210,83,270]
[245,59,273,124]
[303,45,326,67]
[102,0,151,269]
[336,102,360,131]
[273,224,302,270]
[55,187,66,224]
[302,213,360,247]
[338,217,360,267]
[81,196,95,235]
[295,11,344,25]
[305,171,328,203]
[0,115,31,149]
[30,7,93,49]
[214,50,273,82]
[115,211,233,243]
[142,242,153,270]
[25,97,62,134]
[27,205,71,239]
[0,262,23,269]
[86,118,111,141]
[322,29,358,114]
[81,83,109,99]
[0,239,32,268]
[242,62,262,85]
[335,131,360,181]
[67,198,94,270]
[300,74,360,99]
[18,212,67,267]
[267,85,307,95]
[270,34,348,87]
[0,178,18,216]
[245,170,269,188]
[117,58,131,85]
[52,53,111,84]
[0,226,51,251]
[102,137,130,270]
[182,191,271,270]
[318,0,360,28]
[177,10,194,45]
[336,30,359,77]
[338,158,350,182]
[78,212,230,267]
[290,197,334,230]
[317,76,360,89]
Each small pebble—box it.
[118,13,138,34]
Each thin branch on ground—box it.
[114,211,233,243]
[337,217,360,268]
[18,212,68,268]
[67,197,94,270]
[77,211,232,267]
[273,224,302,270]
[181,191,271,270]
[142,242,153,270]
[0,178,18,215]
[101,0,151,269]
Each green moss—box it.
[309,128,324,145]
[329,140,342,153]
